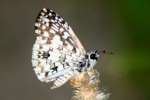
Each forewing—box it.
[32,8,86,88]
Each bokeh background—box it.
[0,0,149,100]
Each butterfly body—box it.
[32,8,100,89]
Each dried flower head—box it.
[70,69,109,100]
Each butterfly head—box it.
[84,50,100,70]
[86,49,113,70]
[88,50,100,61]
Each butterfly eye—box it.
[90,53,96,60]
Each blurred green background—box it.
[0,0,149,100]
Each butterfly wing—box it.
[32,8,86,89]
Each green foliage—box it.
[114,0,150,99]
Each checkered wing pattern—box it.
[32,8,86,89]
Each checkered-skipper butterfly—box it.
[32,8,101,89]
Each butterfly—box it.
[32,8,101,89]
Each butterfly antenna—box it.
[99,49,114,55]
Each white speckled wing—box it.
[32,8,86,89]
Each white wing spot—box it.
[35,29,41,34]
[49,29,56,34]
[62,31,69,39]
[43,31,49,37]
